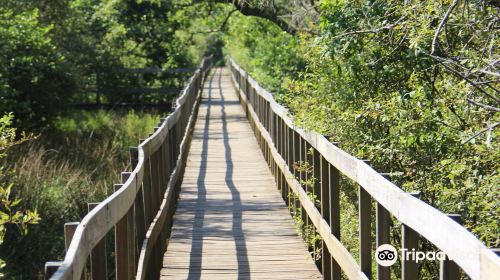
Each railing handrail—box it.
[50,56,213,280]
[229,58,500,280]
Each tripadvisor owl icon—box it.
[376,244,398,267]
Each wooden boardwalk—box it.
[161,68,322,280]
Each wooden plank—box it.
[64,223,79,252]
[231,67,368,280]
[50,57,212,280]
[320,155,332,280]
[88,203,107,280]
[161,68,321,279]
[232,64,367,279]
[359,160,372,279]
[136,65,206,280]
[376,202,391,280]
[114,184,130,280]
[440,214,462,280]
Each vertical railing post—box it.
[320,155,332,280]
[287,124,294,208]
[64,222,85,279]
[292,131,301,223]
[299,137,307,227]
[312,148,321,263]
[114,183,129,280]
[282,119,288,201]
[402,192,421,280]
[440,214,461,280]
[377,173,392,280]
[329,149,341,280]
[359,160,372,279]
[88,202,108,280]
[121,172,136,277]
[130,147,146,263]
[45,261,62,280]
[64,222,79,252]
[140,138,153,228]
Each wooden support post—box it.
[440,214,461,280]
[287,125,294,208]
[65,222,85,279]
[114,183,129,280]
[64,222,79,251]
[45,261,62,280]
[402,192,421,280]
[359,160,372,279]
[88,203,108,280]
[130,147,146,261]
[329,148,341,280]
[377,173,392,280]
[302,139,309,230]
[281,120,288,200]
[140,139,153,228]
[312,148,321,263]
[121,172,136,278]
[320,155,332,280]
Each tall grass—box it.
[0,109,161,279]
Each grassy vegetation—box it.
[0,110,160,279]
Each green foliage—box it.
[1,110,159,278]
[224,14,305,92]
[0,114,40,277]
[0,7,75,129]
[0,0,221,129]
[225,0,500,268]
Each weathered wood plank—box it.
[161,68,321,279]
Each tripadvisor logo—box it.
[376,244,449,267]
[376,244,398,266]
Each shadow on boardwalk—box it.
[187,69,250,280]
[161,68,321,280]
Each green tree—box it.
[0,6,76,129]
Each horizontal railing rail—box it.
[229,58,500,280]
[45,56,213,280]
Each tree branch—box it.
[466,98,500,112]
[431,0,460,54]
[462,122,500,144]
[187,9,237,41]
[426,53,500,103]
[330,16,406,40]
[229,0,298,34]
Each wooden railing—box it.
[45,56,213,280]
[229,59,500,280]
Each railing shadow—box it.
[219,69,251,280]
[186,68,250,279]
[186,70,212,280]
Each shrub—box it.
[0,7,76,129]
[1,110,160,278]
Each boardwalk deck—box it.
[161,68,322,280]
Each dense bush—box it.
[0,7,75,129]
[224,14,305,92]
[225,0,499,252]
[0,110,160,278]
[0,0,220,129]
